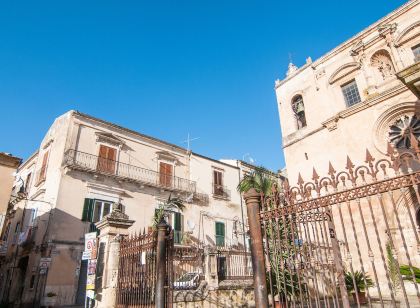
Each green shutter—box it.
[215,222,225,246]
[174,212,182,231]
[82,198,94,222]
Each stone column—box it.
[244,188,269,308]
[155,220,169,308]
[94,209,134,308]
[204,246,219,289]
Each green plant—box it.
[237,166,273,195]
[46,292,57,297]
[151,194,185,229]
[238,168,302,300]
[386,241,401,295]
[400,265,420,283]
[345,270,374,293]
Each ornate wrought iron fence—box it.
[116,228,173,308]
[172,247,204,290]
[217,248,253,281]
[256,145,420,308]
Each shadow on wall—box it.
[1,206,92,308]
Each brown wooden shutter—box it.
[213,170,223,196]
[39,151,49,182]
[159,162,173,187]
[97,145,116,174]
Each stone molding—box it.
[284,84,409,148]
[328,62,361,84]
[394,20,420,47]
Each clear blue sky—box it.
[0,0,406,171]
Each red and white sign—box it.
[84,232,97,255]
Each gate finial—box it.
[345,156,355,171]
[297,173,304,186]
[328,161,336,177]
[386,142,395,158]
[365,149,374,165]
[312,167,319,181]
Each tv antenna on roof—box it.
[182,133,200,151]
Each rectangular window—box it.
[341,79,361,107]
[29,208,38,226]
[97,145,117,174]
[213,170,224,196]
[159,162,173,187]
[413,44,420,63]
[215,222,225,247]
[92,200,113,223]
[37,151,49,184]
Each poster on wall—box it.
[88,259,97,275]
[84,232,97,255]
[86,274,95,290]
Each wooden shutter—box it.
[97,145,116,174]
[38,151,49,183]
[213,170,223,195]
[159,162,173,187]
[82,198,94,222]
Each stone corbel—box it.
[322,116,340,131]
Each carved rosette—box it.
[389,115,420,149]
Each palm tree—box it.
[238,167,301,303]
[152,194,185,229]
[237,166,273,195]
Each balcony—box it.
[64,149,197,193]
[212,184,231,200]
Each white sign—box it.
[84,232,97,253]
[86,290,95,299]
[39,257,51,269]
[82,251,91,260]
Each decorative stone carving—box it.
[95,132,125,147]
[378,23,397,45]
[350,40,364,57]
[372,101,419,154]
[286,62,298,77]
[370,50,395,80]
[388,115,420,149]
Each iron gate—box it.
[116,227,173,308]
[253,145,420,307]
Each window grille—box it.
[341,79,361,107]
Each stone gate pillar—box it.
[94,209,134,308]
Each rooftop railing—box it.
[64,149,197,193]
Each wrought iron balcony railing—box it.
[64,149,197,193]
[212,183,231,200]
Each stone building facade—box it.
[0,110,278,307]
[274,0,420,303]
[0,153,21,235]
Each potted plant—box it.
[43,291,57,306]
[345,270,373,304]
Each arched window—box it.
[371,50,395,80]
[291,95,307,129]
[416,208,420,231]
